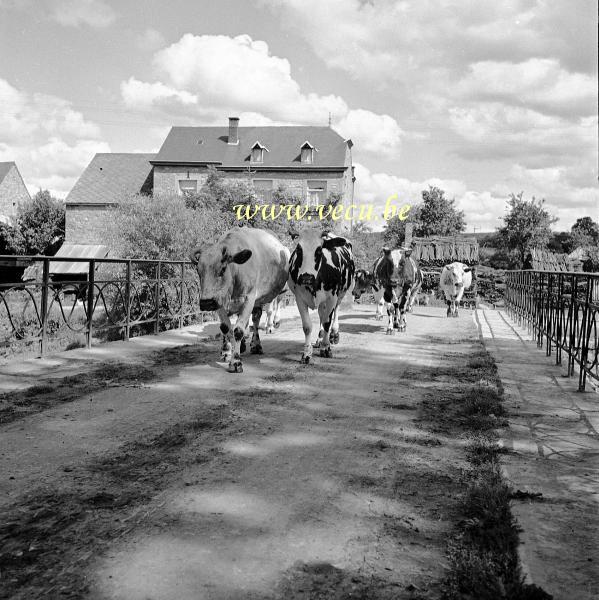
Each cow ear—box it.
[464,267,472,273]
[189,246,203,265]
[288,228,299,241]
[231,249,252,264]
[323,236,347,249]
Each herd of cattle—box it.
[190,228,473,373]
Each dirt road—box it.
[1,305,482,599]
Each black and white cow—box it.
[352,269,385,319]
[355,247,423,333]
[190,227,290,373]
[288,229,355,363]
[439,262,473,317]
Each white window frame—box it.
[306,180,327,207]
[252,179,274,202]
[178,179,198,196]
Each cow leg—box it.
[446,300,452,317]
[329,305,340,345]
[297,299,313,364]
[318,298,336,357]
[265,301,274,334]
[217,310,233,362]
[250,306,263,354]
[386,302,394,334]
[375,296,385,320]
[273,296,282,328]
[229,295,256,373]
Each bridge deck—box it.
[0,304,596,598]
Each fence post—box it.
[578,273,591,392]
[179,262,184,330]
[39,258,50,356]
[154,261,161,335]
[124,260,131,341]
[86,260,95,349]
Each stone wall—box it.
[0,166,31,220]
[66,205,117,245]
[153,166,347,202]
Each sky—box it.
[0,0,597,232]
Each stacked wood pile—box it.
[411,236,479,267]
[530,248,573,271]
[411,236,480,307]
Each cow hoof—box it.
[313,340,321,349]
[300,355,311,364]
[386,328,393,335]
[228,361,243,373]
[320,347,332,358]
[250,345,263,355]
[330,331,339,345]
[274,321,281,329]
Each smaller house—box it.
[0,162,31,225]
[65,153,154,245]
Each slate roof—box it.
[66,153,154,204]
[0,162,16,185]
[152,126,349,169]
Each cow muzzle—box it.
[199,298,219,311]
[298,273,316,287]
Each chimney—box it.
[228,117,239,145]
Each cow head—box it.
[441,263,472,298]
[352,269,373,300]
[190,243,252,310]
[289,229,347,290]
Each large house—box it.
[0,162,31,225]
[65,117,354,246]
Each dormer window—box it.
[300,141,316,164]
[250,141,269,163]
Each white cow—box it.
[190,228,290,373]
[439,262,473,317]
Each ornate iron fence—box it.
[0,255,212,358]
[504,270,599,391]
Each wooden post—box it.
[86,260,95,349]
[39,258,50,356]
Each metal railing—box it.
[504,270,599,391]
[0,255,212,358]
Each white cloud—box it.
[136,28,166,52]
[0,78,109,198]
[120,33,403,157]
[50,0,116,27]
[448,104,597,166]
[353,162,596,232]
[457,58,597,116]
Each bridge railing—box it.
[504,270,599,391]
[0,255,214,359]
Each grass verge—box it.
[417,339,552,600]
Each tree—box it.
[496,192,558,268]
[185,166,256,215]
[570,216,599,250]
[106,193,236,261]
[384,186,465,246]
[6,190,65,255]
